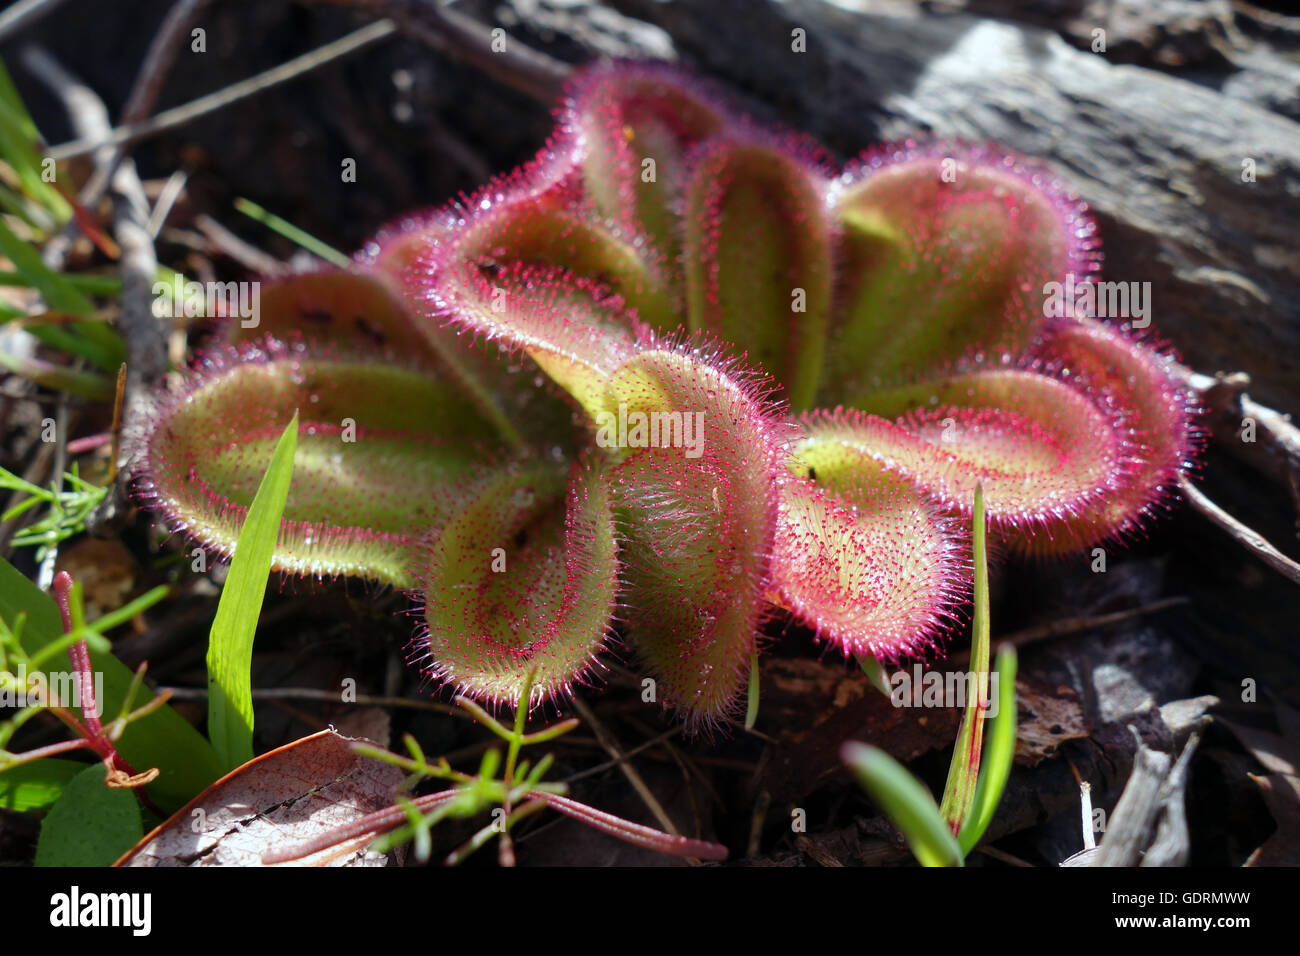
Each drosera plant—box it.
[843,486,1020,866]
[261,668,729,867]
[128,61,1198,730]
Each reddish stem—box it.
[528,791,729,861]
[52,571,139,777]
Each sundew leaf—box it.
[801,367,1137,553]
[771,474,967,661]
[133,338,523,587]
[824,145,1098,402]
[683,137,832,411]
[414,456,618,708]
[564,62,728,268]
[1030,318,1197,540]
[220,267,534,450]
[425,259,647,417]
[207,412,297,772]
[433,191,678,332]
[602,348,786,727]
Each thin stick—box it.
[309,0,570,102]
[0,0,71,43]
[45,20,398,161]
[77,0,214,209]
[194,214,288,277]
[1181,478,1300,585]
[947,597,1189,666]
[569,695,680,837]
[146,169,189,238]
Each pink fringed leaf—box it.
[427,189,678,332]
[771,476,968,661]
[413,456,619,708]
[602,348,787,727]
[564,62,728,267]
[800,368,1137,552]
[424,257,648,416]
[131,337,543,586]
[1031,319,1198,538]
[683,137,833,411]
[825,145,1099,403]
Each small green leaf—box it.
[35,763,142,866]
[744,653,760,730]
[206,413,297,772]
[841,741,963,867]
[959,643,1018,854]
[0,216,94,315]
[0,758,85,811]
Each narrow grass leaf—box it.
[234,197,350,267]
[206,412,298,771]
[842,741,963,867]
[959,643,1018,854]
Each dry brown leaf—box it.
[116,729,405,867]
[1014,677,1091,767]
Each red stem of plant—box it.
[52,571,138,777]
[261,789,461,864]
[528,791,729,861]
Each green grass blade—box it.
[744,653,760,730]
[855,651,893,697]
[205,412,298,771]
[842,741,963,867]
[0,350,113,399]
[0,217,93,315]
[24,321,125,372]
[0,271,121,295]
[959,643,1018,854]
[234,197,350,267]
[938,482,991,832]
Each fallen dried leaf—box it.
[1015,677,1090,767]
[116,729,405,867]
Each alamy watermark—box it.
[889,664,999,717]
[152,274,260,327]
[0,664,104,718]
[595,403,705,459]
[1042,272,1150,328]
